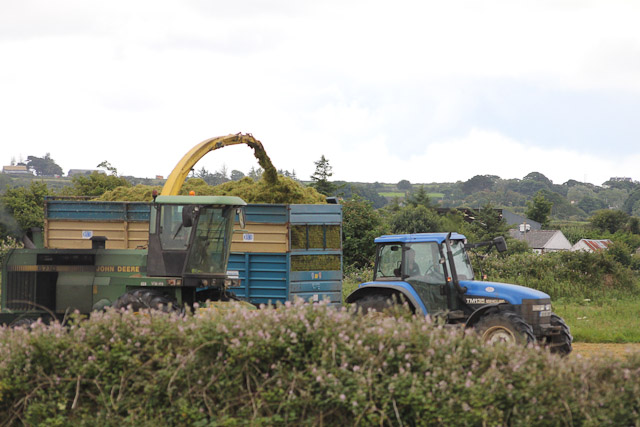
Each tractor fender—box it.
[345,283,426,315]
[464,303,505,329]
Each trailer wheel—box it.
[547,313,573,356]
[474,311,535,346]
[113,289,179,313]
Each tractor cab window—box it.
[158,205,192,250]
[448,240,474,280]
[184,207,234,274]
[404,243,446,284]
[376,244,403,279]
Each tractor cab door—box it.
[402,242,452,315]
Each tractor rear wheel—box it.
[113,289,179,313]
[547,313,573,356]
[474,311,535,346]
[353,294,412,315]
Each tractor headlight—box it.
[531,304,551,312]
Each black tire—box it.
[547,313,573,356]
[112,289,179,313]
[474,311,535,346]
[353,294,412,315]
[9,317,36,329]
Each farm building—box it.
[571,239,612,252]
[508,229,572,254]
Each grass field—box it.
[554,298,640,343]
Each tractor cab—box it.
[146,195,246,287]
[372,233,471,314]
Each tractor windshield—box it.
[184,206,234,275]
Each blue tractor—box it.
[346,232,572,355]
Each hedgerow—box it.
[478,250,640,300]
[0,301,639,425]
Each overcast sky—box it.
[1,0,639,186]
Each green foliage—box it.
[310,155,337,196]
[0,181,50,236]
[525,191,553,227]
[404,186,432,209]
[468,203,509,242]
[389,205,442,234]
[590,209,630,234]
[62,172,131,198]
[2,303,640,425]
[482,250,639,300]
[98,184,161,201]
[396,179,411,190]
[25,153,63,176]
[461,175,496,195]
[342,196,387,268]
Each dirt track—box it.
[572,343,640,360]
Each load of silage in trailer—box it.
[98,138,326,204]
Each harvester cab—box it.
[146,195,246,289]
[346,232,573,355]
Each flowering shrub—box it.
[0,236,22,266]
[0,300,639,425]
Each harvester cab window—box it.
[159,205,192,250]
[184,207,234,274]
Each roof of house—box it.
[2,165,29,173]
[509,229,570,250]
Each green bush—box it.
[1,302,640,425]
[480,250,639,300]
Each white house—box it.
[509,229,572,254]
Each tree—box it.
[405,186,432,209]
[63,172,130,198]
[590,209,629,234]
[230,170,245,181]
[25,153,63,176]
[97,161,118,176]
[470,203,509,242]
[310,155,337,196]
[342,196,387,268]
[461,175,496,195]
[389,205,443,234]
[526,191,553,227]
[397,180,412,190]
[0,181,50,237]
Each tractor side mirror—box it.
[493,236,507,252]
[182,206,197,228]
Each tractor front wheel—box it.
[474,311,535,346]
[547,313,573,356]
[112,289,180,313]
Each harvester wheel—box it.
[547,313,573,356]
[474,311,535,346]
[113,289,179,313]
